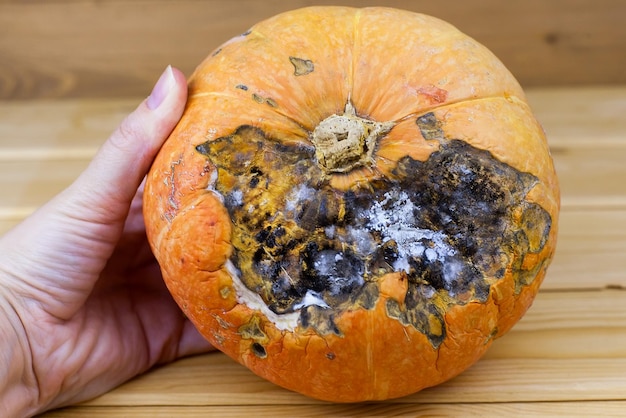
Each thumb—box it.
[0,66,188,314]
[66,65,187,226]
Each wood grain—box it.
[5,143,626,213]
[0,99,132,151]
[2,88,626,292]
[54,289,622,409]
[78,354,626,406]
[1,0,625,99]
[40,401,626,417]
[2,87,626,214]
[1,74,625,416]
[2,203,624,290]
[527,86,626,146]
[547,210,626,290]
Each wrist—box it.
[0,287,40,417]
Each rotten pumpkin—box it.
[143,6,560,402]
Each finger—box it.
[123,179,149,235]
[177,320,215,358]
[64,65,188,227]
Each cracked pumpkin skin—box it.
[144,6,560,402]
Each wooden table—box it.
[2,86,626,416]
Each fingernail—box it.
[147,65,175,110]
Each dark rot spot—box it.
[238,316,267,340]
[300,243,365,296]
[297,190,343,230]
[300,306,342,336]
[248,167,264,189]
[416,112,444,140]
[196,117,552,344]
[251,342,267,358]
[249,93,278,107]
[289,56,314,76]
[386,297,446,348]
[252,93,264,104]
[235,84,249,91]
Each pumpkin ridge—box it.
[395,94,527,125]
[192,91,312,141]
[188,91,241,101]
[348,7,362,102]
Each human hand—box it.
[0,66,213,417]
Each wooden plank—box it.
[545,209,626,290]
[1,89,626,289]
[486,289,626,359]
[2,206,624,290]
[0,87,623,152]
[527,86,626,146]
[552,146,626,208]
[0,159,90,211]
[81,355,626,406]
[528,86,626,208]
[1,91,623,415]
[77,289,626,406]
[10,139,622,213]
[39,401,626,418]
[0,99,132,153]
[1,88,626,214]
[1,0,625,99]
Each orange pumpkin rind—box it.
[144,6,560,402]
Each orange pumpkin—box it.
[144,6,559,402]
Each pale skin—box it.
[0,66,214,417]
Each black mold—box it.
[196,118,552,344]
[251,342,267,358]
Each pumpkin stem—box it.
[311,103,394,174]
